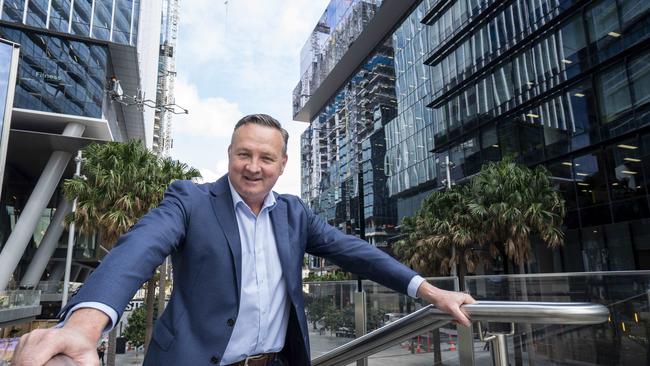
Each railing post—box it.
[354,289,367,366]
[478,322,514,366]
[457,324,475,365]
[490,334,509,366]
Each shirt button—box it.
[227,318,235,326]
[210,356,219,364]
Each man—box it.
[14,114,475,366]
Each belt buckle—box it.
[243,354,266,366]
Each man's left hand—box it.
[416,281,476,327]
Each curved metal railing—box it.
[311,301,609,366]
[42,300,608,366]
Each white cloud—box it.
[172,77,243,138]
[171,0,328,196]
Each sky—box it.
[169,0,330,195]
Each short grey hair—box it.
[233,114,289,155]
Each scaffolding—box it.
[153,0,181,156]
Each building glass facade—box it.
[1,0,140,46]
[0,25,108,118]
[423,0,650,272]
[298,0,650,272]
[301,38,397,245]
[384,1,439,209]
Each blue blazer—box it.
[62,175,417,365]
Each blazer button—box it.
[227,318,235,327]
[210,356,219,364]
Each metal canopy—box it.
[6,129,104,181]
[11,108,112,140]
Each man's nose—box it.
[245,159,261,173]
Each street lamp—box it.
[439,155,457,278]
[62,151,85,307]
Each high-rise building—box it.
[296,0,650,273]
[0,0,164,327]
[152,0,179,156]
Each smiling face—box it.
[228,123,287,214]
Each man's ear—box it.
[281,154,288,174]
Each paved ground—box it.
[114,349,145,365]
[309,328,473,366]
[111,329,503,365]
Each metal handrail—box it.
[43,301,609,366]
[311,301,609,366]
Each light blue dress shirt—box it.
[65,181,425,364]
[219,180,290,364]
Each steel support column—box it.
[20,200,72,288]
[0,122,85,290]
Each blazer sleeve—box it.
[300,199,417,295]
[59,179,191,322]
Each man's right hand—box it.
[13,308,109,366]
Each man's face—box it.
[228,123,287,212]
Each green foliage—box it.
[304,271,352,282]
[304,293,329,329]
[322,305,354,332]
[63,140,201,248]
[123,307,146,348]
[394,158,566,275]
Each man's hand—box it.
[13,308,109,366]
[416,281,476,327]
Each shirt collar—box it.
[227,176,277,213]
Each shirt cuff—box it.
[407,275,426,298]
[58,302,118,334]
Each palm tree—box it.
[395,158,565,277]
[394,185,486,278]
[468,158,566,274]
[63,140,200,366]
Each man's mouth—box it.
[244,176,262,182]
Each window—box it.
[621,0,650,48]
[586,0,621,62]
[568,81,600,150]
[604,139,646,201]
[547,160,577,209]
[558,15,587,79]
[629,51,650,106]
[49,0,72,33]
[71,0,92,36]
[574,151,610,207]
[596,63,631,124]
[26,0,48,27]
[480,126,500,162]
[92,0,113,41]
[2,0,25,23]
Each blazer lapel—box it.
[209,176,242,301]
[269,197,294,293]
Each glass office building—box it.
[422,0,650,272]
[0,0,164,331]
[1,0,140,45]
[297,0,650,272]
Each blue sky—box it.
[169,0,329,195]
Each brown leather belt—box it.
[227,352,280,366]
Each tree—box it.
[304,293,329,330]
[468,158,565,273]
[63,140,200,366]
[394,158,566,277]
[123,307,146,353]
